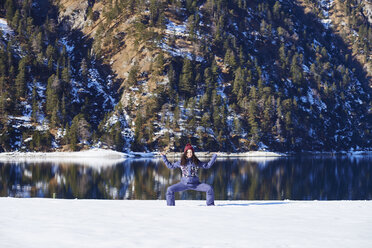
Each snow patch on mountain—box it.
[0,18,13,38]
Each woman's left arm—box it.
[200,154,218,169]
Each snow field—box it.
[0,198,371,248]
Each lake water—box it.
[1,156,371,200]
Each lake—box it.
[1,155,371,200]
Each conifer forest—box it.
[0,0,371,152]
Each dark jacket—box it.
[161,154,217,184]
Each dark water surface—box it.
[1,156,371,200]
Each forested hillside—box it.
[0,0,371,153]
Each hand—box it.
[160,151,166,156]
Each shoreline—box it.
[0,148,371,161]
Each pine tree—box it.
[56,59,61,79]
[233,67,244,96]
[133,113,143,150]
[48,57,54,73]
[0,50,6,76]
[15,59,27,100]
[80,58,88,84]
[203,67,213,91]
[0,92,6,124]
[32,130,41,150]
[238,46,245,66]
[61,93,67,125]
[149,0,161,26]
[187,14,195,39]
[273,1,281,20]
[61,63,70,84]
[114,123,124,151]
[213,106,221,133]
[248,100,259,149]
[69,116,79,151]
[154,52,165,76]
[260,19,271,37]
[146,119,154,144]
[290,53,303,85]
[262,97,272,133]
[63,123,69,145]
[279,43,287,71]
[224,48,237,68]
[11,9,19,29]
[257,78,264,98]
[5,0,15,23]
[0,75,4,96]
[31,80,38,122]
[248,86,257,102]
[167,62,177,97]
[173,105,180,129]
[220,103,227,133]
[187,115,197,131]
[179,59,194,97]
[127,62,139,87]
[233,116,241,134]
[76,116,91,144]
[46,44,56,60]
[46,75,57,114]
[212,89,222,106]
[32,31,43,54]
[50,101,60,129]
[201,112,210,132]
[284,111,293,139]
[0,75,9,123]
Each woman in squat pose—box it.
[161,144,217,206]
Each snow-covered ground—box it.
[0,198,371,248]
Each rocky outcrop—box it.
[362,0,372,24]
[58,0,89,31]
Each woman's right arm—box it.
[161,154,180,169]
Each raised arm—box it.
[161,154,180,169]
[199,154,217,169]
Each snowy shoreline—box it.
[0,148,285,163]
[0,148,372,163]
[0,198,371,248]
[2,149,371,158]
[0,148,128,166]
[0,148,371,165]
[0,150,284,166]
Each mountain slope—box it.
[0,0,371,152]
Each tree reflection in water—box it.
[1,156,371,200]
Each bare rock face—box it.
[59,0,89,31]
[363,0,372,24]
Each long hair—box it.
[180,150,200,166]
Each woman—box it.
[161,144,217,206]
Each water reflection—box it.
[0,156,371,200]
